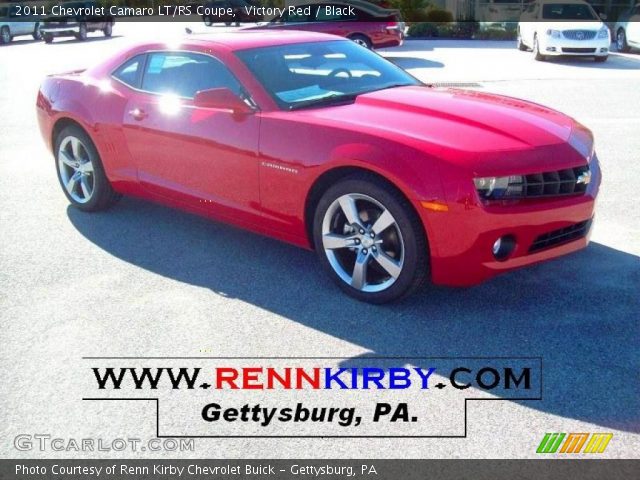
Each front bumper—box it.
[420,155,601,287]
[40,23,80,36]
[539,35,610,56]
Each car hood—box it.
[304,86,576,153]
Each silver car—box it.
[0,4,41,44]
[614,3,640,52]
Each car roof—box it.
[186,30,342,51]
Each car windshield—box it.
[235,40,421,110]
[542,3,598,20]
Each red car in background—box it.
[36,31,600,303]
[246,0,404,49]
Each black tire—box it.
[76,22,87,41]
[313,174,428,303]
[594,55,608,63]
[225,21,232,26]
[54,125,121,212]
[516,29,527,51]
[43,33,53,44]
[0,26,11,45]
[533,35,546,61]
[616,29,630,52]
[103,23,112,37]
[204,16,213,26]
[348,33,372,49]
[33,23,41,40]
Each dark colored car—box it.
[202,0,263,26]
[247,1,404,49]
[40,1,114,43]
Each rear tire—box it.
[33,23,41,40]
[348,33,372,49]
[54,125,121,212]
[517,29,527,51]
[0,26,11,45]
[204,16,213,26]
[43,33,53,43]
[616,29,630,52]
[313,174,428,303]
[103,23,112,37]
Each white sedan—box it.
[517,0,611,62]
[614,3,640,52]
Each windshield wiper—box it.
[288,93,358,111]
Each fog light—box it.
[492,235,516,261]
[600,48,608,53]
[546,46,557,52]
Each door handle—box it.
[129,108,148,121]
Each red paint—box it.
[36,31,600,287]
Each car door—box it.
[119,51,261,223]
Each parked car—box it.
[40,1,114,43]
[614,3,640,52]
[517,0,610,61]
[36,31,600,303]
[0,3,41,44]
[201,0,263,26]
[246,0,404,49]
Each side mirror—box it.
[599,12,607,20]
[193,88,253,114]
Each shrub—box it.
[425,8,454,23]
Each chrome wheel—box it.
[321,193,404,293]
[57,136,95,204]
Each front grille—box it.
[562,47,597,53]
[521,165,590,198]
[529,219,592,253]
[562,30,597,40]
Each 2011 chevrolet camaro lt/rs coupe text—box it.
[36,31,601,303]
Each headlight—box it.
[546,29,562,39]
[597,26,609,39]
[474,176,524,200]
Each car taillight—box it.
[385,22,399,31]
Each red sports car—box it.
[36,31,600,303]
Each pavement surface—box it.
[1,22,639,459]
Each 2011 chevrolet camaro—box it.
[36,31,601,303]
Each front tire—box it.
[204,16,213,26]
[533,35,546,61]
[43,32,53,43]
[76,22,87,41]
[33,23,41,40]
[54,125,121,212]
[313,174,428,303]
[616,29,629,52]
[103,23,112,37]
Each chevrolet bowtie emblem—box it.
[577,170,592,185]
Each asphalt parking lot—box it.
[1,22,639,458]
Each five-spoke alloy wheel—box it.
[55,125,120,211]
[314,175,428,303]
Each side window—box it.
[140,52,242,99]
[112,55,145,89]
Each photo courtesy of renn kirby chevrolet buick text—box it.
[36,30,601,303]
